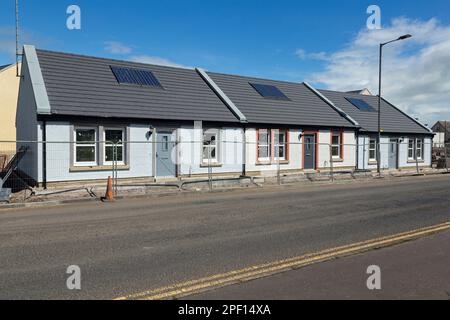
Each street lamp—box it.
[377,34,412,175]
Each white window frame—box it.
[73,127,98,167]
[408,139,415,160]
[416,138,424,160]
[368,138,377,162]
[257,129,271,162]
[331,133,341,159]
[202,128,220,164]
[104,127,125,165]
[274,130,287,161]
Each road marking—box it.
[114,221,450,300]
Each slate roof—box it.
[319,89,432,135]
[206,71,355,127]
[35,49,239,123]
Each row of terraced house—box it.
[11,45,434,186]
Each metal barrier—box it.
[0,139,437,203]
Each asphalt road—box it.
[0,175,449,299]
[187,230,450,300]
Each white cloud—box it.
[129,55,190,69]
[295,48,329,61]
[308,17,450,126]
[103,41,133,55]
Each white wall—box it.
[245,128,357,174]
[43,123,152,182]
[178,125,243,176]
[358,135,432,170]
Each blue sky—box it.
[0,0,449,124]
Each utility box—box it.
[0,188,11,203]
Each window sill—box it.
[70,165,130,172]
[407,160,425,164]
[256,160,290,166]
[368,161,378,165]
[200,163,223,168]
[332,158,344,163]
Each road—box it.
[0,175,449,299]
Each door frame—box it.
[388,138,399,169]
[155,128,178,178]
[302,130,319,170]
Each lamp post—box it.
[377,34,412,175]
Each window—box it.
[104,128,125,164]
[203,129,219,163]
[110,66,162,88]
[257,129,289,162]
[249,83,289,101]
[408,139,415,160]
[345,98,376,112]
[416,139,424,160]
[257,130,271,162]
[369,138,377,161]
[408,138,424,161]
[74,128,97,166]
[331,130,343,159]
[274,130,287,161]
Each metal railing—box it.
[0,139,440,203]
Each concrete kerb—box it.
[0,169,447,211]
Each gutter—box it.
[195,68,248,124]
[303,82,360,127]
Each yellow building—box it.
[0,63,20,141]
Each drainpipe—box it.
[42,121,47,190]
[242,126,247,177]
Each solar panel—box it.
[345,97,376,112]
[250,83,289,100]
[111,66,162,87]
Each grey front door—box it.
[304,134,316,170]
[388,139,398,169]
[156,132,176,177]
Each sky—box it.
[0,0,449,126]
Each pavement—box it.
[186,230,450,300]
[0,174,449,299]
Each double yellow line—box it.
[115,221,450,300]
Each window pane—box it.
[332,134,340,146]
[105,146,123,162]
[332,146,339,157]
[76,146,95,162]
[258,131,270,144]
[203,146,216,161]
[277,146,285,158]
[258,146,269,159]
[76,129,96,143]
[105,130,123,144]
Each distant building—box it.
[346,88,373,96]
[431,121,450,147]
[0,63,21,142]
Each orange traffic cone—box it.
[104,176,114,201]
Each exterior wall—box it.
[178,123,243,176]
[43,122,153,183]
[246,128,357,174]
[433,132,445,147]
[358,135,432,171]
[0,63,20,142]
[16,57,41,182]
